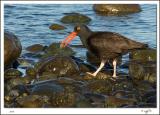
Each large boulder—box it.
[36,56,79,77]
[93,4,141,16]
[4,31,22,69]
[129,49,156,84]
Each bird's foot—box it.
[112,75,117,78]
[86,72,97,77]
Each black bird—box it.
[60,25,148,78]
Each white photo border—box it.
[1,1,159,114]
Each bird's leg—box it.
[87,60,106,77]
[112,59,117,78]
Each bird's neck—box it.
[79,31,92,48]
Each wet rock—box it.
[22,52,44,59]
[93,4,141,16]
[5,84,29,104]
[31,83,64,97]
[43,42,75,58]
[85,79,114,95]
[17,58,34,68]
[57,77,86,94]
[146,95,156,104]
[129,61,156,84]
[105,96,136,107]
[135,80,155,96]
[8,77,33,88]
[51,86,77,107]
[49,23,66,30]
[130,49,156,62]
[61,13,91,24]
[113,78,134,91]
[16,95,44,107]
[4,68,23,80]
[84,93,106,107]
[26,67,37,78]
[111,90,140,101]
[76,99,93,107]
[4,31,22,69]
[37,56,79,77]
[26,44,45,53]
[138,103,156,108]
[38,74,58,81]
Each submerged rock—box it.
[43,42,75,58]
[93,4,141,16]
[4,31,22,69]
[49,23,66,30]
[61,13,91,24]
[36,56,79,77]
[26,44,45,53]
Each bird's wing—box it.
[87,32,132,54]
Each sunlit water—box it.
[4,4,157,73]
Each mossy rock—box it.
[51,86,76,107]
[31,83,64,97]
[61,13,91,24]
[49,23,66,30]
[26,44,45,53]
[85,79,114,95]
[129,49,156,62]
[25,67,37,78]
[93,4,141,16]
[4,68,23,80]
[16,95,44,107]
[43,42,75,58]
[129,61,156,84]
[36,56,79,77]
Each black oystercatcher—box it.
[60,25,148,78]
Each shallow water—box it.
[4,4,157,63]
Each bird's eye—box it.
[76,27,80,31]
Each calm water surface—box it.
[4,4,157,61]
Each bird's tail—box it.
[129,40,148,49]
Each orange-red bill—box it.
[60,32,77,48]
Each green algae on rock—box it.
[43,42,75,58]
[49,23,66,30]
[36,56,79,77]
[61,13,91,24]
[5,68,23,80]
[130,49,156,62]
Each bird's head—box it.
[60,24,91,48]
